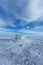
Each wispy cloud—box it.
[0,0,43,35]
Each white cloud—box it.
[0,19,6,27]
[0,0,43,23]
[33,26,43,29]
[0,0,43,34]
[24,0,43,23]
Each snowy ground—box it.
[0,34,43,65]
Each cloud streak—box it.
[0,0,43,35]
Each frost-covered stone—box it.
[0,35,43,65]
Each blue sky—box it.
[0,0,43,36]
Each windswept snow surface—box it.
[0,34,43,65]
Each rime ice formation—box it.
[0,35,43,65]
